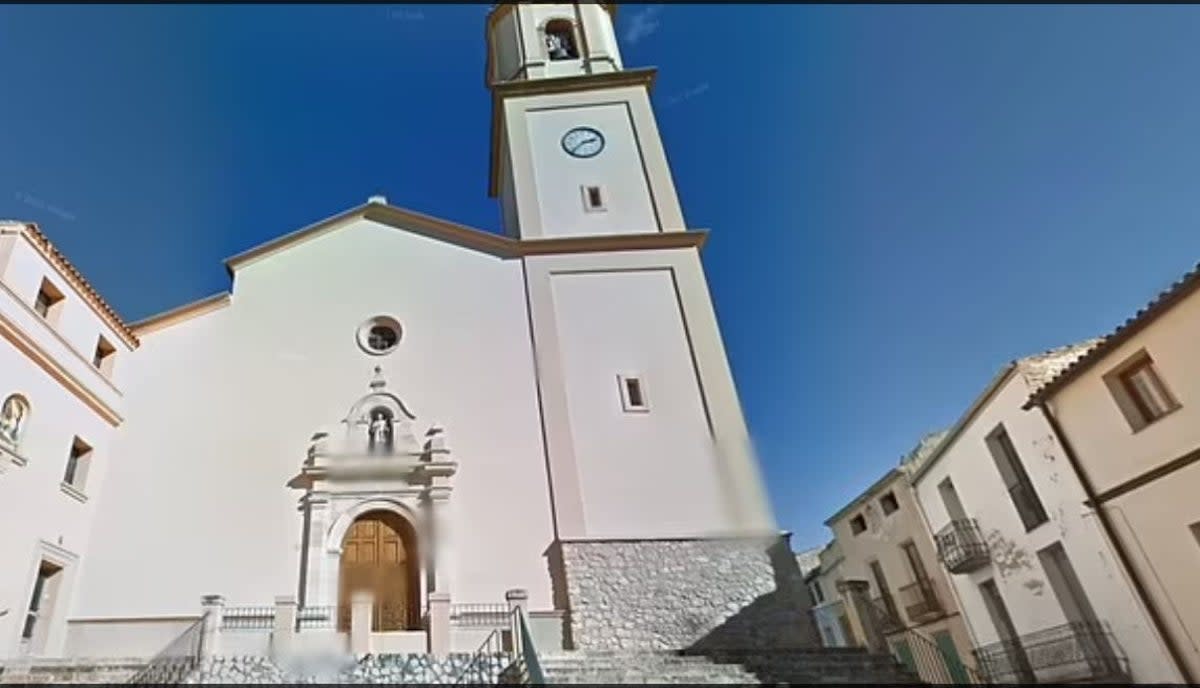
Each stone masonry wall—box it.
[552,535,819,651]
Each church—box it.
[0,4,824,679]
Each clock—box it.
[561,126,605,158]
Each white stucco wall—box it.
[912,371,1179,682]
[502,85,687,240]
[74,218,558,621]
[547,268,726,537]
[1046,287,1200,681]
[525,247,774,540]
[0,230,132,391]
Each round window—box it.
[357,316,402,355]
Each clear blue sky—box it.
[3,5,1200,549]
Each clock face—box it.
[561,126,605,159]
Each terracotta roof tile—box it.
[2,221,139,349]
[1025,262,1200,407]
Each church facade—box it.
[0,4,807,663]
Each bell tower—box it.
[486,2,688,240]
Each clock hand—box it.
[569,137,599,154]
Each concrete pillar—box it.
[505,588,529,656]
[199,594,225,659]
[350,590,373,657]
[271,595,298,659]
[427,592,451,656]
[837,579,886,653]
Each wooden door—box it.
[339,513,414,631]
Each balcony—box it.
[972,621,1128,684]
[869,593,904,635]
[936,519,991,574]
[898,579,945,624]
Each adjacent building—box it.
[823,431,977,680]
[910,343,1180,683]
[0,221,139,659]
[1027,261,1200,683]
[805,541,855,648]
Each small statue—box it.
[368,411,393,454]
[0,396,28,447]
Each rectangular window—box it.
[850,514,867,535]
[880,491,900,515]
[63,436,92,491]
[938,478,969,522]
[617,374,649,413]
[901,540,930,584]
[92,335,116,376]
[22,561,63,645]
[33,278,65,323]
[809,579,825,605]
[1106,352,1179,431]
[986,425,1048,531]
[581,184,607,212]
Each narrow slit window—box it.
[626,378,643,407]
[92,336,116,376]
[33,278,65,323]
[63,436,92,492]
[618,374,649,412]
[581,185,607,212]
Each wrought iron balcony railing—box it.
[972,621,1128,684]
[898,579,945,624]
[936,519,991,574]
[869,593,905,635]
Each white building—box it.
[909,343,1182,683]
[0,3,807,666]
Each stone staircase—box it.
[540,648,921,685]
[694,647,923,684]
[540,651,758,684]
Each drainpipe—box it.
[1036,402,1194,684]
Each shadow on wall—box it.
[547,535,820,652]
[687,537,819,651]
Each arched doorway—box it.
[338,510,420,631]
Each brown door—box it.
[339,512,416,631]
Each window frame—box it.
[1104,351,1180,431]
[849,514,867,536]
[581,184,607,213]
[880,491,900,516]
[33,278,65,324]
[985,424,1048,532]
[617,373,650,413]
[62,436,93,496]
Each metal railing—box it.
[517,609,545,685]
[892,628,988,685]
[126,616,204,684]
[296,605,335,631]
[898,579,944,623]
[221,606,274,631]
[451,603,511,628]
[936,519,991,574]
[972,621,1127,684]
[452,607,518,685]
[870,593,904,635]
